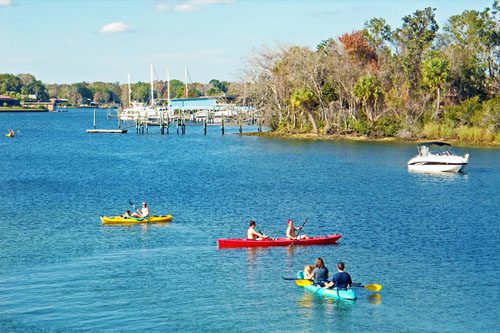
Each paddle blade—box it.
[364,283,382,292]
[295,279,313,287]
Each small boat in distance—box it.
[407,142,469,173]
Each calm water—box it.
[0,109,499,332]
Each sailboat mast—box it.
[150,64,154,107]
[127,73,132,107]
[167,68,171,107]
[184,67,188,98]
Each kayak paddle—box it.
[295,217,308,238]
[293,279,382,292]
[129,199,151,222]
[354,283,382,292]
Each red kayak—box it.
[217,234,342,248]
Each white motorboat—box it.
[407,142,469,173]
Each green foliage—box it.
[290,89,318,110]
[375,116,401,136]
[455,125,494,143]
[422,55,450,90]
[131,82,150,103]
[442,96,482,126]
[394,7,439,88]
[353,75,382,104]
[169,79,185,98]
[350,115,371,135]
[0,73,48,101]
[321,82,338,104]
[364,18,392,49]
[208,79,228,95]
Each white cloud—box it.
[99,22,130,34]
[190,0,233,4]
[0,0,12,7]
[173,0,233,12]
[156,3,170,11]
[175,3,197,12]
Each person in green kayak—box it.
[324,261,352,290]
[312,257,329,286]
[247,220,269,240]
[132,202,150,218]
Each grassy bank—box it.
[0,107,48,112]
[244,131,500,148]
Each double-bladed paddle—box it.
[295,217,308,238]
[128,199,150,222]
[282,277,382,292]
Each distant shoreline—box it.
[243,131,500,148]
[0,108,48,112]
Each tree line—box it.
[239,3,499,143]
[0,74,231,106]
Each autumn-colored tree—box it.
[338,30,378,70]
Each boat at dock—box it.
[217,234,342,248]
[407,142,469,173]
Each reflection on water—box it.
[409,170,469,183]
[367,293,381,305]
[298,292,314,308]
[298,290,356,311]
[247,247,257,266]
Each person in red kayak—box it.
[324,261,352,289]
[286,219,308,240]
[247,220,269,240]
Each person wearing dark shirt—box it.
[325,261,352,289]
[312,258,329,286]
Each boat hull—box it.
[408,163,466,173]
[296,271,357,300]
[217,234,341,248]
[101,214,173,225]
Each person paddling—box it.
[325,261,352,290]
[312,258,329,286]
[286,219,308,240]
[247,220,269,240]
[132,202,150,218]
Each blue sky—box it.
[0,0,493,84]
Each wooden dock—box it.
[86,129,127,134]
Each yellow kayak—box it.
[100,214,173,225]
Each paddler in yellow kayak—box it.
[131,202,150,218]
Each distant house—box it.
[0,95,20,107]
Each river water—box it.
[0,109,498,332]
